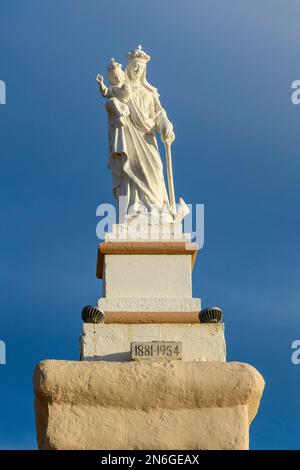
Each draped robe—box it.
[107,83,172,216]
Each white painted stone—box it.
[105,223,191,242]
[103,254,193,298]
[98,297,201,312]
[99,249,200,312]
[80,323,226,362]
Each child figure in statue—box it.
[96,58,130,128]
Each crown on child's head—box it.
[128,45,150,63]
[107,58,122,72]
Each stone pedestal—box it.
[34,235,265,450]
[96,241,201,315]
[105,222,192,242]
[80,323,226,362]
[34,360,265,450]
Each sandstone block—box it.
[34,360,264,450]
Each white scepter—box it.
[164,141,190,222]
[164,141,177,216]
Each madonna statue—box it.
[97,46,179,223]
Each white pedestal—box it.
[96,240,201,316]
[80,323,226,362]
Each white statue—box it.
[96,58,130,128]
[96,45,188,226]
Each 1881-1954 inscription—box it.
[131,341,182,361]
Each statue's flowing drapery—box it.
[107,84,171,215]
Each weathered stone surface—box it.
[98,297,201,312]
[102,310,201,323]
[104,223,192,241]
[34,360,264,450]
[80,323,226,362]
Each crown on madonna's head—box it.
[127,45,150,63]
[107,58,123,72]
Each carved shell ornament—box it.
[199,307,223,323]
[81,305,106,324]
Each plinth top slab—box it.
[96,241,198,279]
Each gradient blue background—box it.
[1,0,299,449]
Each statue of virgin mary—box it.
[105,46,175,222]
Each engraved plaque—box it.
[131,341,182,361]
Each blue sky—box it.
[1,0,300,449]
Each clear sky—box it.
[1,0,300,449]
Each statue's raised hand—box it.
[96,74,104,85]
